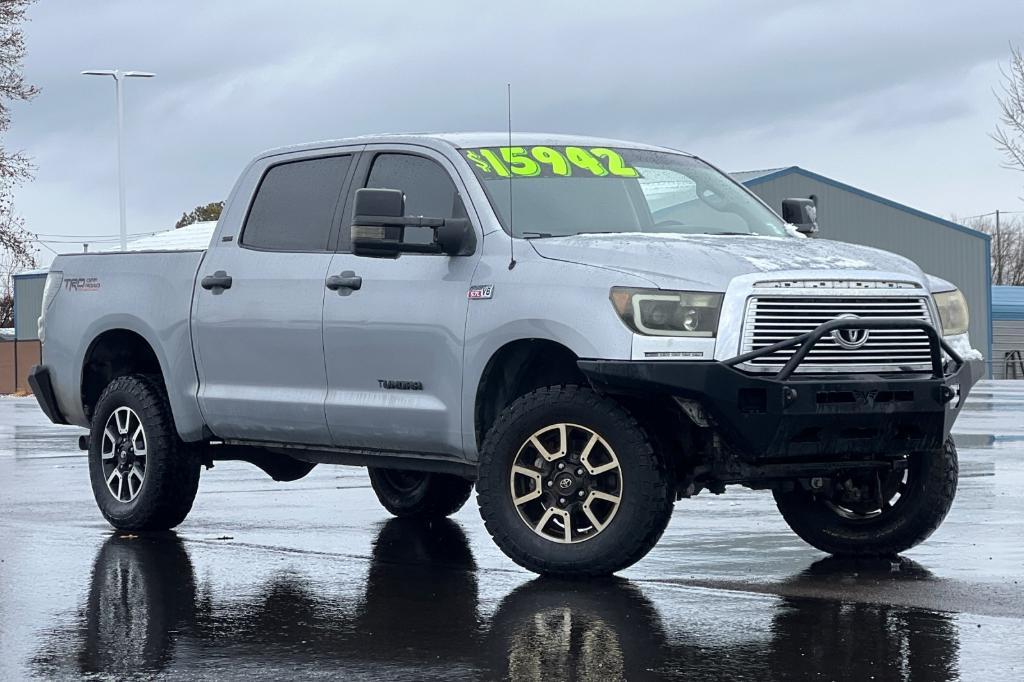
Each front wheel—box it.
[773,437,959,556]
[477,385,674,577]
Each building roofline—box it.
[741,166,990,242]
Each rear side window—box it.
[242,155,351,251]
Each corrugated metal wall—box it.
[992,320,1024,378]
[13,274,45,341]
[744,169,992,371]
[991,286,1024,378]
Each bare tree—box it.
[958,213,1024,286]
[993,44,1024,178]
[0,0,38,327]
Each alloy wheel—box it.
[509,423,623,544]
[100,406,148,503]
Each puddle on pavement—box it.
[25,520,987,680]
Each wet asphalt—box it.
[1,383,1022,680]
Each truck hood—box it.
[529,234,925,290]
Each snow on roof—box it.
[104,221,217,252]
[12,268,49,278]
[729,168,790,184]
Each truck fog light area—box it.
[611,287,722,337]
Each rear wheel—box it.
[367,468,474,518]
[773,437,958,556]
[477,385,674,577]
[88,375,201,531]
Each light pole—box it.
[82,69,155,251]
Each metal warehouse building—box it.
[991,286,1024,379]
[1,269,45,393]
[734,167,992,371]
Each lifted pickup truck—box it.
[31,133,981,576]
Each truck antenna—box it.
[507,83,516,270]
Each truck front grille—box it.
[740,296,936,372]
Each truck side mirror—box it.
[351,188,472,258]
[781,198,818,236]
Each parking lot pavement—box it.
[2,384,1023,680]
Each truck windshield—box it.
[461,146,788,238]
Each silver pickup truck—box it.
[30,133,982,576]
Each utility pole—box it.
[81,69,156,251]
[995,209,1002,285]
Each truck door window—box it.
[242,155,352,252]
[361,153,467,247]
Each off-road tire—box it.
[88,374,201,531]
[476,385,674,577]
[368,468,474,518]
[773,437,959,556]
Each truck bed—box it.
[41,249,208,439]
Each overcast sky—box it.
[9,0,1024,264]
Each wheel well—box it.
[475,339,587,448]
[81,329,163,419]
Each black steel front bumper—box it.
[580,318,980,461]
[28,365,68,425]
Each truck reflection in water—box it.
[32,521,960,680]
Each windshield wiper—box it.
[520,231,555,239]
[699,231,752,236]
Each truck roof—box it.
[256,132,690,161]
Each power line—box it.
[961,210,1024,220]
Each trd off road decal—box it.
[64,277,101,292]
[463,146,642,178]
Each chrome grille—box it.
[740,296,935,372]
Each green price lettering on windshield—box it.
[462,146,641,179]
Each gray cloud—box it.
[8,0,1024,260]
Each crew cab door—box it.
[322,147,480,456]
[192,149,357,444]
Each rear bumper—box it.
[28,365,68,425]
[579,317,980,461]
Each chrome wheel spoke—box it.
[587,490,620,505]
[511,466,543,506]
[511,422,623,544]
[530,424,568,462]
[101,428,118,460]
[101,406,147,503]
[582,502,606,532]
[131,424,147,459]
[127,466,144,499]
[114,407,130,435]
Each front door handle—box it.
[326,272,362,291]
[201,271,233,290]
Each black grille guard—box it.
[578,317,979,461]
[724,317,961,380]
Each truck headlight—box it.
[610,287,723,337]
[933,289,969,336]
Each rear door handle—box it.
[201,271,233,290]
[326,272,362,291]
